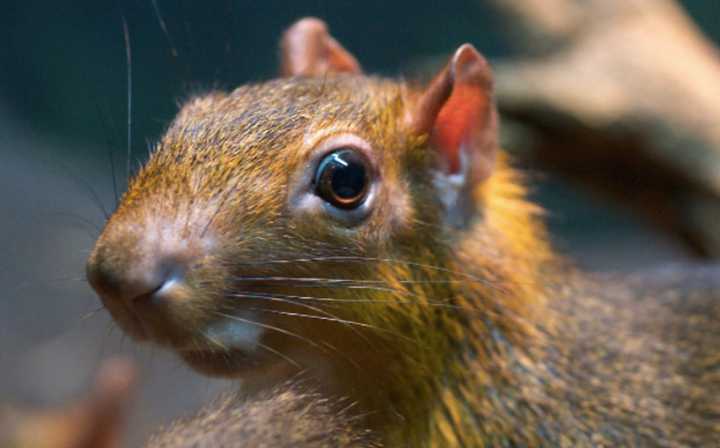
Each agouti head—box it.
[87,17,545,401]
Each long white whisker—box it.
[227,255,487,283]
[231,293,375,346]
[80,306,106,322]
[121,16,133,184]
[228,291,462,310]
[230,275,469,286]
[257,342,301,368]
[250,308,416,344]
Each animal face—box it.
[86,18,500,380]
[86,75,431,376]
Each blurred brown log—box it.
[487,0,720,257]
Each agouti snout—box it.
[86,217,208,343]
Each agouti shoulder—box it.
[86,17,720,446]
[146,382,378,448]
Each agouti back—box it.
[86,18,720,446]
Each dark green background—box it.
[1,1,716,155]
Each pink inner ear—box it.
[432,83,487,174]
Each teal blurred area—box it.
[0,1,716,446]
[0,1,716,152]
[0,0,508,152]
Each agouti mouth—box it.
[179,347,264,377]
[103,292,205,348]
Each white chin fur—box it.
[203,314,264,352]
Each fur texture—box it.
[146,382,378,448]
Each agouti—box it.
[86,17,720,447]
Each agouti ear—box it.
[280,17,361,77]
[408,44,497,226]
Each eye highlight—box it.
[313,148,370,209]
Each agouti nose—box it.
[86,254,186,306]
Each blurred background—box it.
[0,0,718,446]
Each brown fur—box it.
[88,50,720,447]
[146,382,378,448]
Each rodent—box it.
[85,17,720,447]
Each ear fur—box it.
[408,44,498,227]
[280,18,361,77]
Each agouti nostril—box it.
[130,282,166,304]
[86,254,186,307]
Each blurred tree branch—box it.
[487,0,720,256]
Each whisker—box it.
[232,276,383,284]
[151,0,178,57]
[227,277,493,299]
[51,155,111,221]
[212,311,363,370]
[229,293,375,346]
[229,289,543,330]
[224,255,541,291]
[201,184,237,238]
[411,218,445,231]
[87,74,119,211]
[228,290,462,311]
[80,306,106,322]
[250,308,415,343]
[44,211,102,236]
[230,275,469,287]
[203,332,228,351]
[257,342,301,368]
[224,282,542,328]
[121,16,133,185]
[225,281,404,297]
[227,256,492,285]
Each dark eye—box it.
[313,148,370,209]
